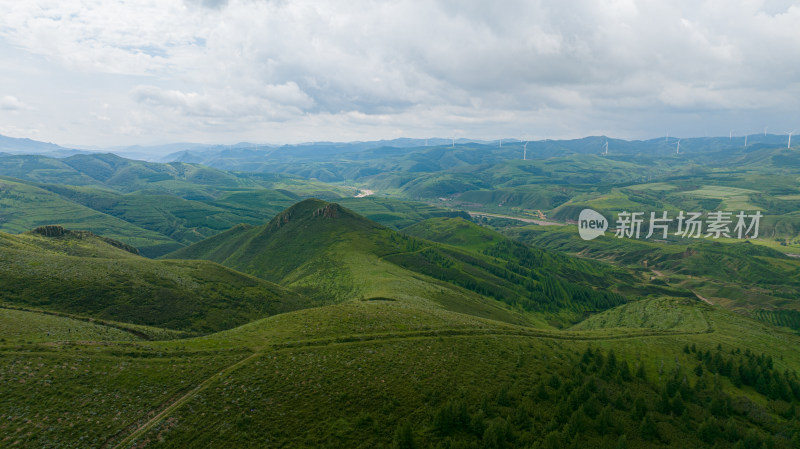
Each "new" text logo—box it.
[579,209,608,240]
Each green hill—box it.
[4,209,800,448]
[6,294,800,449]
[402,216,507,252]
[167,200,646,327]
[0,227,310,334]
[0,153,254,194]
[506,224,800,332]
[166,198,384,283]
[165,199,536,326]
[0,154,470,257]
[5,139,800,448]
[0,176,182,255]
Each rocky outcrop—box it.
[32,225,68,237]
[313,203,341,219]
[31,225,140,255]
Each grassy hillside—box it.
[4,296,800,448]
[337,196,470,229]
[168,201,652,327]
[0,154,472,257]
[4,139,800,447]
[165,199,539,326]
[0,227,311,334]
[0,153,254,193]
[0,307,140,343]
[3,214,800,448]
[402,216,507,252]
[505,224,800,333]
[0,177,182,255]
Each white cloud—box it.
[0,0,799,146]
[0,95,26,111]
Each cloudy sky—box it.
[1,0,799,147]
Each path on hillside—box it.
[108,318,713,446]
[376,245,432,261]
[355,189,374,198]
[467,211,564,226]
[693,291,714,305]
[110,352,261,449]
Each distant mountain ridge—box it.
[1,132,792,165]
[0,134,86,157]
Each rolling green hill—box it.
[0,177,182,255]
[0,153,471,257]
[164,199,538,326]
[5,291,800,448]
[4,137,800,448]
[166,200,646,327]
[0,226,311,334]
[0,153,254,194]
[505,224,800,333]
[3,209,800,448]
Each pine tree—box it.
[618,360,632,382]
[636,363,647,381]
[698,417,719,444]
[694,364,704,377]
[543,430,562,449]
[631,397,647,420]
[639,413,658,441]
[657,388,671,413]
[548,374,562,390]
[756,374,769,396]
[710,396,728,417]
[671,392,685,416]
[393,421,416,449]
[730,363,743,388]
[596,405,614,435]
[537,382,550,400]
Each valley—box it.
[2,138,800,448]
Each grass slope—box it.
[0,228,310,334]
[0,307,139,343]
[4,297,799,448]
[506,224,800,328]
[167,199,537,326]
[0,177,180,255]
[167,200,643,327]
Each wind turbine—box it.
[603,140,609,156]
[744,134,748,148]
[452,136,455,148]
[787,130,797,149]
[676,139,681,155]
[523,141,529,160]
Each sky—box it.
[0,0,799,148]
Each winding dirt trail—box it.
[693,291,714,305]
[466,211,564,226]
[108,321,714,447]
[110,352,261,449]
[354,189,374,198]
